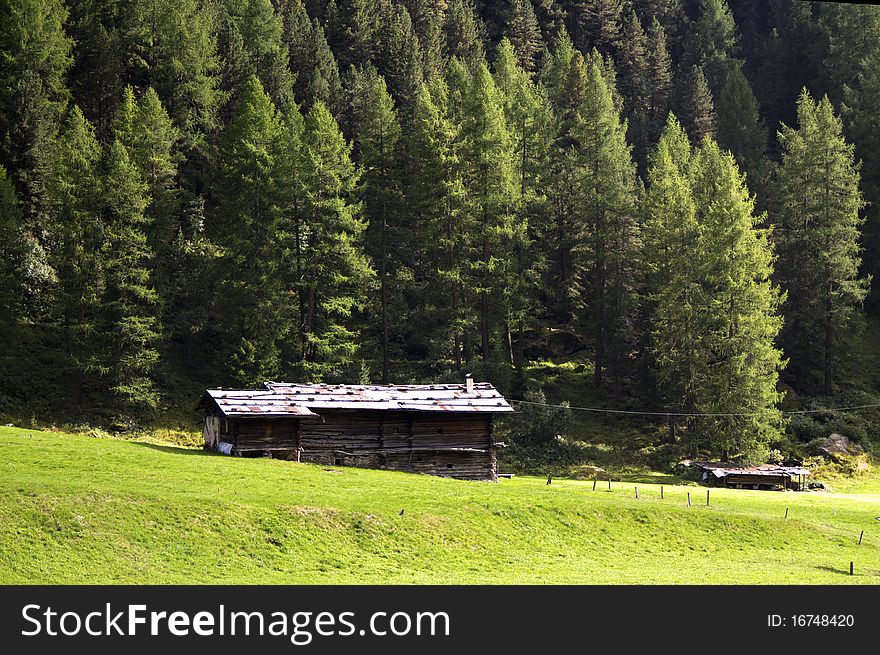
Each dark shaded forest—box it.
[1,0,878,462]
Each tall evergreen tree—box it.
[566,0,623,57]
[443,0,486,68]
[45,106,104,379]
[715,61,766,186]
[348,68,404,382]
[503,0,544,73]
[214,75,287,384]
[403,79,468,363]
[296,101,374,377]
[100,139,161,414]
[676,65,716,143]
[776,90,869,394]
[645,17,673,143]
[571,53,640,387]
[459,62,519,362]
[0,0,72,225]
[642,115,702,428]
[688,138,785,461]
[280,0,343,113]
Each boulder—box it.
[818,433,865,459]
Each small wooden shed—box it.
[696,462,810,491]
[197,380,514,481]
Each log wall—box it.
[207,406,498,480]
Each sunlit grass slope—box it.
[1,427,878,584]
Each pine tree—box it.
[682,0,737,91]
[214,75,287,384]
[544,33,588,324]
[642,114,702,428]
[688,138,785,461]
[217,0,295,112]
[148,0,223,158]
[101,140,161,415]
[348,67,404,382]
[326,0,381,71]
[715,61,767,185]
[296,101,374,377]
[443,0,486,68]
[645,17,673,143]
[677,65,716,143]
[459,62,519,362]
[403,79,468,363]
[45,106,104,379]
[566,0,623,57]
[503,0,544,73]
[0,0,72,226]
[571,53,640,387]
[493,39,552,366]
[375,1,424,114]
[281,0,343,113]
[616,10,650,169]
[115,88,182,313]
[776,90,869,394]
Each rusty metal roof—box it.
[202,389,322,418]
[696,462,810,478]
[204,382,514,417]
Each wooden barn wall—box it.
[298,411,496,481]
[231,418,300,451]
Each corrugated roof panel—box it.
[203,382,514,417]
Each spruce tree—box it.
[645,17,673,143]
[642,115,702,429]
[776,90,869,394]
[101,140,161,415]
[677,65,717,143]
[297,101,374,377]
[349,68,404,382]
[715,61,767,185]
[0,0,72,226]
[375,1,424,115]
[689,138,785,461]
[459,62,518,362]
[566,0,623,57]
[281,0,343,113]
[214,75,287,384]
[503,0,544,73]
[572,53,640,387]
[403,79,468,363]
[443,0,486,68]
[45,106,104,379]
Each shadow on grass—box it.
[814,565,853,576]
[129,441,215,457]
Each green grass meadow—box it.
[1,426,879,584]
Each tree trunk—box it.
[824,292,833,395]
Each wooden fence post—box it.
[784,507,789,519]
[661,486,664,499]
[687,492,691,507]
[850,561,854,576]
[593,479,597,491]
[858,531,864,545]
[706,489,710,506]
[635,487,639,499]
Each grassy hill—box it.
[2,426,879,584]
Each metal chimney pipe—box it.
[465,374,473,394]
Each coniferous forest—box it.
[1,0,878,464]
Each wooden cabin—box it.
[197,380,514,481]
[695,462,810,491]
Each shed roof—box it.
[203,381,514,417]
[695,462,810,478]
